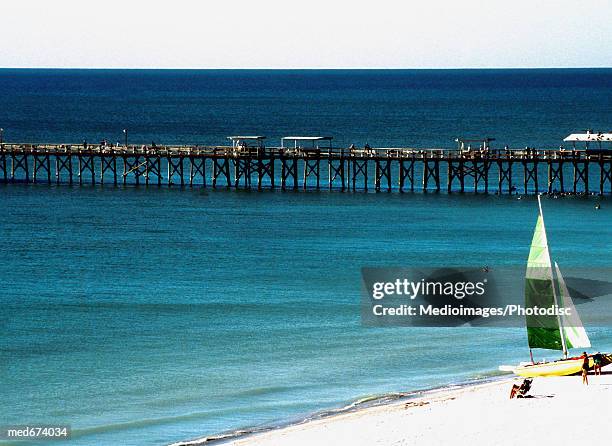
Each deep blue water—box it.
[1,70,611,446]
[1,68,611,148]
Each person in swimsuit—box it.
[593,352,603,376]
[581,352,589,385]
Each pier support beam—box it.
[303,156,320,190]
[56,153,73,185]
[167,155,184,186]
[573,158,589,194]
[145,154,162,186]
[11,149,29,183]
[522,158,538,194]
[257,153,275,190]
[399,157,415,192]
[497,160,513,194]
[447,159,465,193]
[328,155,345,190]
[470,158,490,193]
[0,150,6,182]
[233,157,253,188]
[100,152,117,185]
[600,156,612,195]
[351,158,368,191]
[189,156,206,187]
[547,160,564,194]
[78,151,96,185]
[123,155,145,186]
[280,153,298,190]
[33,151,51,184]
[212,155,231,188]
[375,158,392,192]
[423,155,440,192]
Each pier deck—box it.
[1,143,611,195]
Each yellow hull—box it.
[515,358,593,377]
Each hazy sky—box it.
[2,0,611,68]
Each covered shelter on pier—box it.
[563,131,612,153]
[281,136,333,153]
[227,136,266,156]
[227,136,266,149]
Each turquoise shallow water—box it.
[1,186,611,445]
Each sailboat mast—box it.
[538,195,568,358]
[551,265,568,358]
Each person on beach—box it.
[581,352,589,385]
[510,379,532,399]
[593,352,603,376]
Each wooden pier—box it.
[1,142,611,195]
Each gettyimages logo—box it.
[371,278,487,300]
[361,267,612,327]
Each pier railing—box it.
[0,142,610,194]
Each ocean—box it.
[1,68,611,148]
[1,69,611,446]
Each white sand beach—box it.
[201,368,612,446]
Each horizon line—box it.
[1,66,611,70]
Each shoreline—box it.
[173,367,611,446]
[170,373,514,446]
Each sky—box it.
[1,0,611,68]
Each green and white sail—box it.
[525,197,564,351]
[555,261,591,349]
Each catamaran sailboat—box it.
[503,196,611,377]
